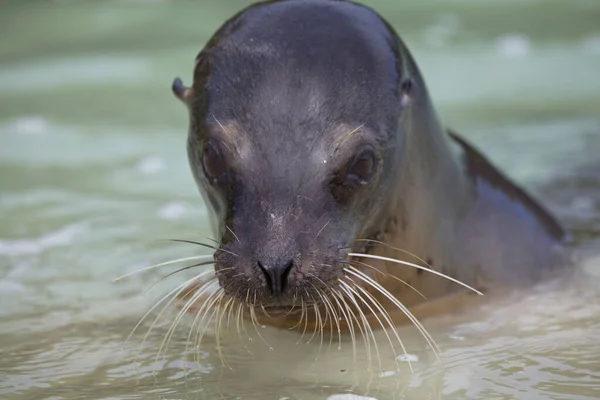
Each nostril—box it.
[257,259,294,297]
[257,261,273,293]
[280,260,294,292]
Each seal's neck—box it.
[392,89,471,254]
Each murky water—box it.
[1,0,600,399]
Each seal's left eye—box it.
[202,144,227,183]
[346,150,376,185]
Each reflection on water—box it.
[1,0,599,399]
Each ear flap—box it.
[400,77,414,108]
[172,77,191,104]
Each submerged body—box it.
[171,0,569,331]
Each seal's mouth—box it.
[261,304,302,317]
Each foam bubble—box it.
[396,353,419,362]
[157,202,188,220]
[5,116,49,135]
[137,155,165,174]
[0,224,85,256]
[495,34,532,57]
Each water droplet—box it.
[396,353,419,362]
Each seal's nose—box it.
[257,260,294,297]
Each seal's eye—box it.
[329,149,377,203]
[202,143,227,183]
[346,150,376,186]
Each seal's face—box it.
[173,0,406,312]
[189,119,390,310]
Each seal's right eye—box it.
[201,143,227,183]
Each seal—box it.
[170,0,569,334]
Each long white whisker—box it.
[159,280,219,363]
[305,289,320,345]
[114,255,214,282]
[330,288,358,369]
[343,259,427,300]
[354,239,432,268]
[193,291,225,366]
[319,288,342,351]
[348,252,483,295]
[343,277,407,373]
[310,284,334,352]
[345,266,441,363]
[226,225,241,244]
[127,273,206,365]
[339,281,380,373]
[249,305,273,350]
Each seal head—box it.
[172,0,567,319]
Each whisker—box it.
[113,255,213,282]
[344,266,441,362]
[290,297,307,333]
[249,304,273,350]
[317,287,342,351]
[144,260,216,293]
[310,284,334,352]
[127,273,208,365]
[296,297,310,344]
[225,290,239,334]
[340,286,373,371]
[160,279,219,362]
[194,292,226,367]
[161,239,238,258]
[216,296,234,369]
[186,287,223,368]
[239,303,253,348]
[347,276,411,372]
[353,239,434,269]
[312,301,325,358]
[305,289,320,345]
[226,225,241,244]
[315,219,331,240]
[330,288,358,369]
[184,284,222,361]
[204,237,221,245]
[338,259,426,300]
[341,278,405,373]
[338,279,382,372]
[235,301,244,340]
[348,252,483,295]
[306,273,343,351]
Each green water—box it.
[1,0,599,399]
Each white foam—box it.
[0,55,150,93]
[137,155,165,174]
[0,224,85,256]
[0,280,25,294]
[422,13,460,47]
[396,353,419,362]
[157,202,188,220]
[327,395,378,400]
[495,34,532,57]
[4,116,49,135]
